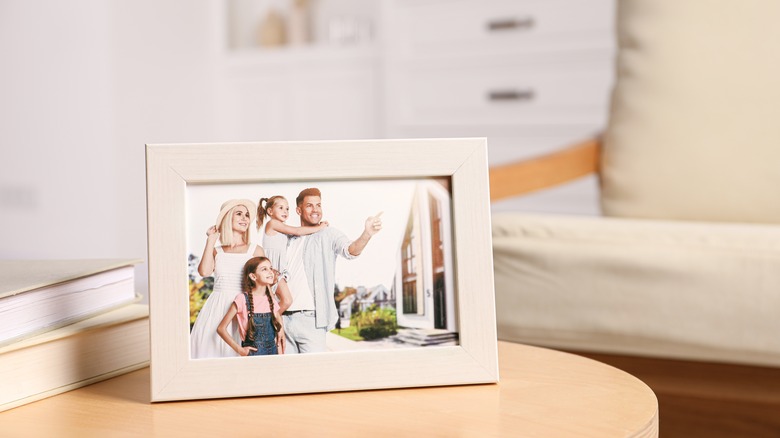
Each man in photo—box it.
[283,187,383,353]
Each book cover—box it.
[0,259,142,346]
[0,303,150,412]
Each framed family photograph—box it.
[145,138,498,402]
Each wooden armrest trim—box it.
[489,138,601,202]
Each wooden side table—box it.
[0,342,658,437]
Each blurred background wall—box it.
[0,0,615,300]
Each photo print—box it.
[186,178,459,359]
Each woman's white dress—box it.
[190,244,257,359]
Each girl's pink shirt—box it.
[233,291,274,340]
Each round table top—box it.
[1,341,658,437]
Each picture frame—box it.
[145,138,498,402]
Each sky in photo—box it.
[187,179,428,290]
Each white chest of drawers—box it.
[382,0,616,214]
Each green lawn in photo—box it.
[331,326,364,342]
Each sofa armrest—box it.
[489,138,601,202]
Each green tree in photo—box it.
[352,305,398,340]
[188,253,214,329]
[189,277,213,329]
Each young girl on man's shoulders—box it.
[258,195,328,238]
[257,195,327,278]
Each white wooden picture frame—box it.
[146,138,498,402]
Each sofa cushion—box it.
[601,0,780,223]
[492,213,780,366]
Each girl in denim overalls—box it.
[217,257,285,355]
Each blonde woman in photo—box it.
[190,199,265,359]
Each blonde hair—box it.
[257,195,287,231]
[219,205,251,247]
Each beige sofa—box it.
[491,0,780,367]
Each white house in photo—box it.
[337,284,393,329]
[356,284,392,312]
[337,294,356,328]
[392,180,456,332]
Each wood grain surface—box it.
[0,342,657,437]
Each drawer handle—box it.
[486,17,535,32]
[488,89,535,102]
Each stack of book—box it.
[0,259,149,412]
